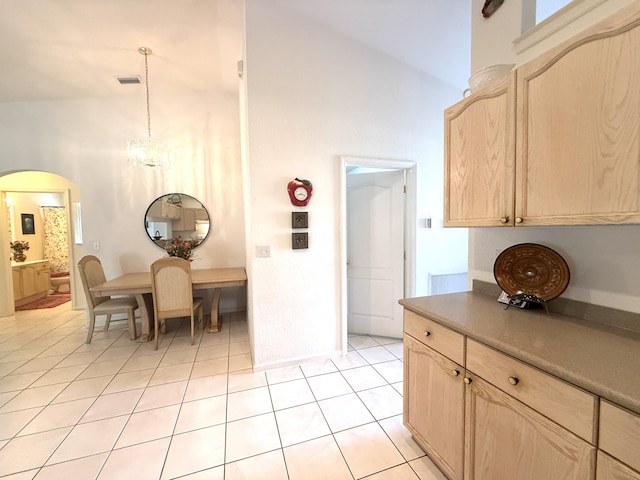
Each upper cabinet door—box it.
[515,3,640,226]
[444,72,516,227]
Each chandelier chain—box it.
[128,46,168,169]
[144,51,151,143]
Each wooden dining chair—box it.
[150,257,204,350]
[77,255,138,344]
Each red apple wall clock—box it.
[287,178,313,206]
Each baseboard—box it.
[252,349,343,373]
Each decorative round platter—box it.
[493,243,570,301]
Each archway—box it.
[1,171,83,317]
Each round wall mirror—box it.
[144,193,210,249]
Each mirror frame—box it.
[144,193,211,250]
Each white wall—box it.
[471,0,638,72]
[0,89,247,315]
[244,1,468,369]
[471,0,526,73]
[7,192,48,261]
[468,0,640,314]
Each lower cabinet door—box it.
[404,335,465,479]
[21,265,37,298]
[35,264,51,294]
[12,268,23,300]
[597,452,640,480]
[464,373,595,480]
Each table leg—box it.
[135,293,154,342]
[207,288,222,333]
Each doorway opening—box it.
[339,156,416,355]
[1,171,82,317]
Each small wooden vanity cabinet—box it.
[402,305,640,480]
[444,2,640,227]
[12,260,51,307]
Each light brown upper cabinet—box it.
[445,2,640,227]
[444,72,516,227]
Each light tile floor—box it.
[0,302,447,480]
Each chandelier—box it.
[128,47,169,169]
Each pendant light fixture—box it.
[128,47,169,169]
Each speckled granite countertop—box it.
[399,292,640,415]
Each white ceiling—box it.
[0,0,471,103]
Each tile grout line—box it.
[38,326,138,478]
[2,307,424,480]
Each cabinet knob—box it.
[451,369,460,377]
[464,377,472,385]
[515,217,523,224]
[425,331,431,337]
[500,216,509,224]
[508,376,519,386]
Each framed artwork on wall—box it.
[21,213,35,234]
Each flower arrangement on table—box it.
[10,240,30,261]
[165,236,199,260]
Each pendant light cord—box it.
[144,50,152,144]
[128,46,167,169]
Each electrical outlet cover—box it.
[292,232,308,249]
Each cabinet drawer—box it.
[403,310,464,365]
[466,339,596,442]
[35,262,50,273]
[597,451,640,480]
[600,401,640,473]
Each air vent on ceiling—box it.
[117,76,141,85]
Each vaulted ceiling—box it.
[0,0,471,103]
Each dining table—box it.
[90,267,247,342]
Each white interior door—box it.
[347,170,405,338]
